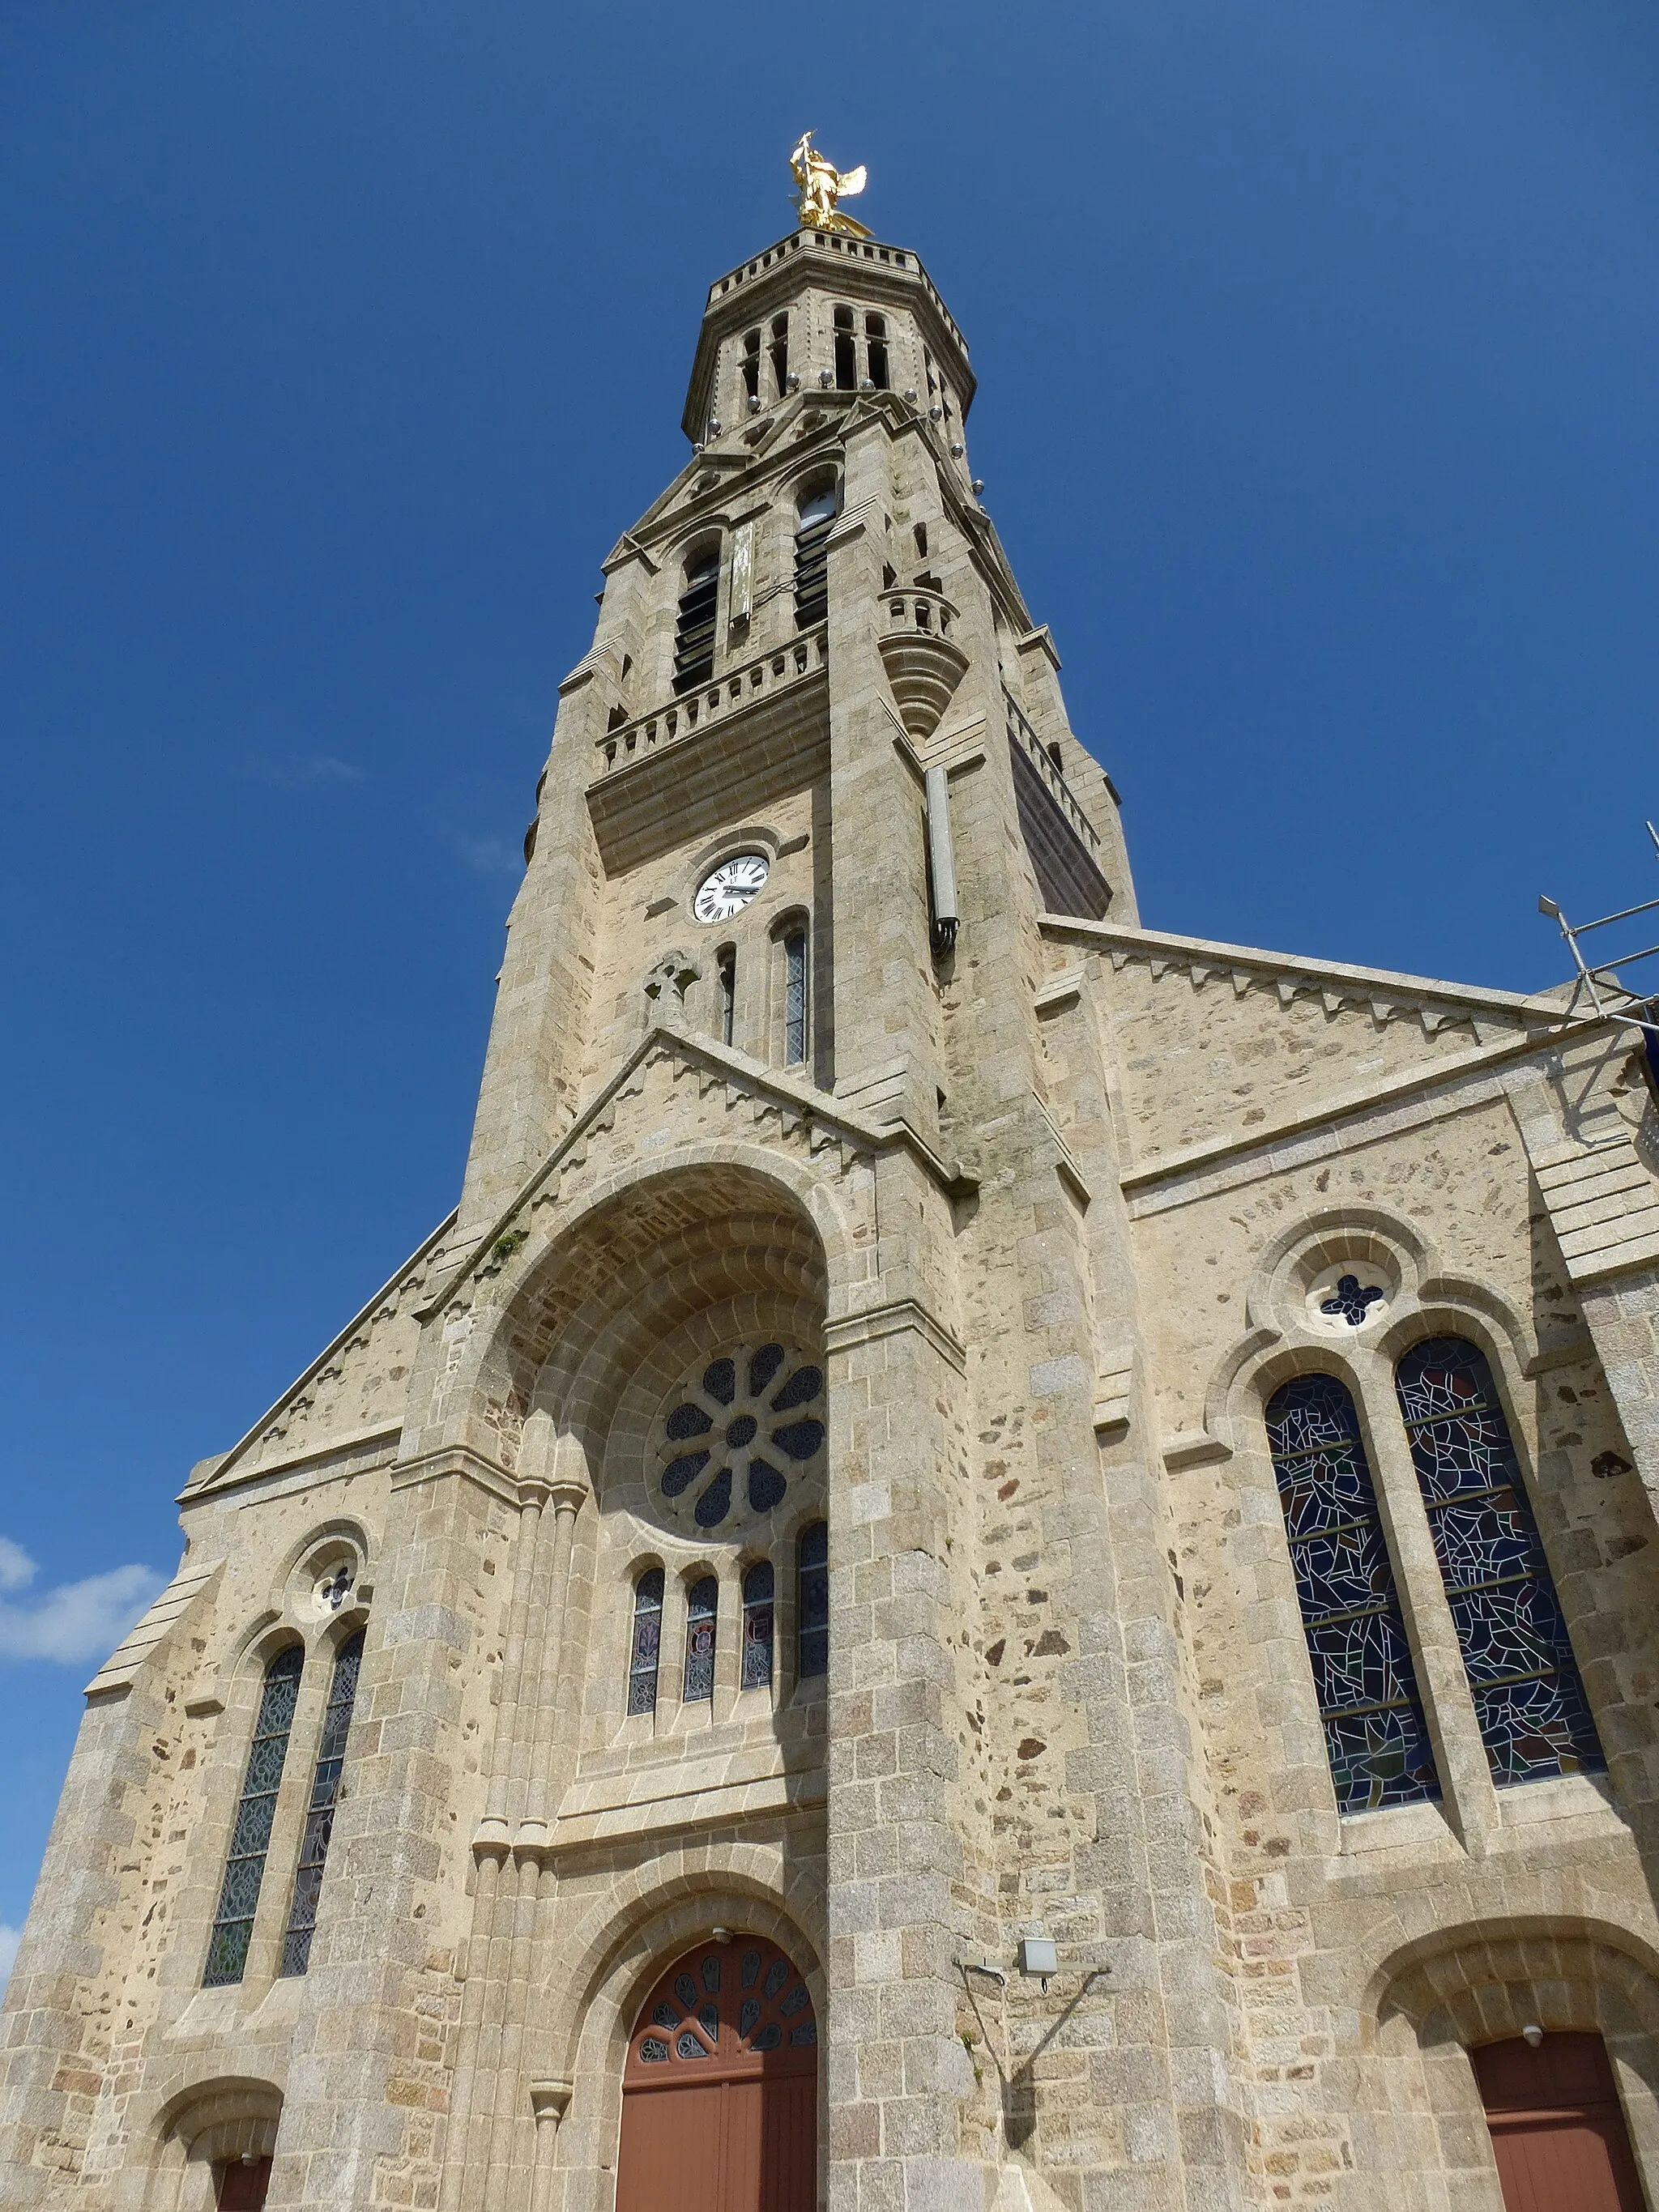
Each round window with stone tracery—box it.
[651,1343,825,1534]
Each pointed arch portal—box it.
[616,1935,817,2212]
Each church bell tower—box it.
[455,213,1137,1239]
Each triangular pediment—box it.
[1041,914,1581,1176]
[422,1023,974,1321]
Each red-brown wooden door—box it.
[216,2160,272,2212]
[1475,2034,1648,2212]
[616,1937,817,2212]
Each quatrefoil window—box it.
[1320,1274,1387,1328]
[653,1343,825,1533]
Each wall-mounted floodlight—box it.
[1539,895,1562,919]
[1018,1937,1058,1991]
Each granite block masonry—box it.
[6,214,1659,2212]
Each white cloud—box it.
[458,833,521,879]
[0,1544,166,1664]
[0,1925,19,1995]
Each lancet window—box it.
[717,945,736,1046]
[783,929,808,1066]
[1263,1375,1439,1814]
[279,1629,364,1976]
[797,1522,829,1680]
[769,313,790,396]
[684,1575,719,1702]
[203,1645,305,1986]
[628,1569,665,1716]
[741,1562,775,1690]
[1394,1337,1604,1786]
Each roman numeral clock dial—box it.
[693,852,770,924]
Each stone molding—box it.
[825,1294,966,1375]
[388,1442,523,1508]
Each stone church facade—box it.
[7,215,1659,2212]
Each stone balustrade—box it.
[592,625,829,777]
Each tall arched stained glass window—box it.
[628,1569,665,1716]
[203,1644,304,1986]
[1394,1337,1604,1785]
[741,1562,774,1690]
[279,1630,364,1977]
[684,1575,718,1702]
[1264,1376,1439,1814]
[783,930,808,1068]
[797,1522,829,1681]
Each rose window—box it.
[652,1342,825,1533]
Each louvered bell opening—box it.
[673,565,719,692]
[794,520,831,629]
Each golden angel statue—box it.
[790,132,871,237]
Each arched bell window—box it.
[794,484,838,629]
[1394,1336,1604,1785]
[1263,1375,1439,1814]
[674,548,719,692]
[204,1644,305,1986]
[832,304,856,390]
[628,1568,665,1717]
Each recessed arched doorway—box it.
[616,1934,817,2212]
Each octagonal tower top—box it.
[681,226,976,450]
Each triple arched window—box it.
[1265,1338,1603,1817]
[204,1630,365,1987]
[625,1527,826,1717]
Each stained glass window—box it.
[1320,1275,1385,1327]
[628,1570,664,1716]
[797,1522,829,1680]
[784,930,808,1067]
[1264,1375,1440,1814]
[654,1345,825,1532]
[279,1630,364,1977]
[684,1575,718,1702]
[626,1937,816,2080]
[203,1645,304,1986]
[1395,1337,1604,1786]
[742,1561,774,1690]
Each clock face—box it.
[693,852,770,924]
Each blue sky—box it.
[3,0,1657,1966]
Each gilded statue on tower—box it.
[790,132,871,237]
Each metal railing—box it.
[1004,689,1099,851]
[1539,823,1659,1035]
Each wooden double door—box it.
[1476,2034,1648,2212]
[616,1937,817,2212]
